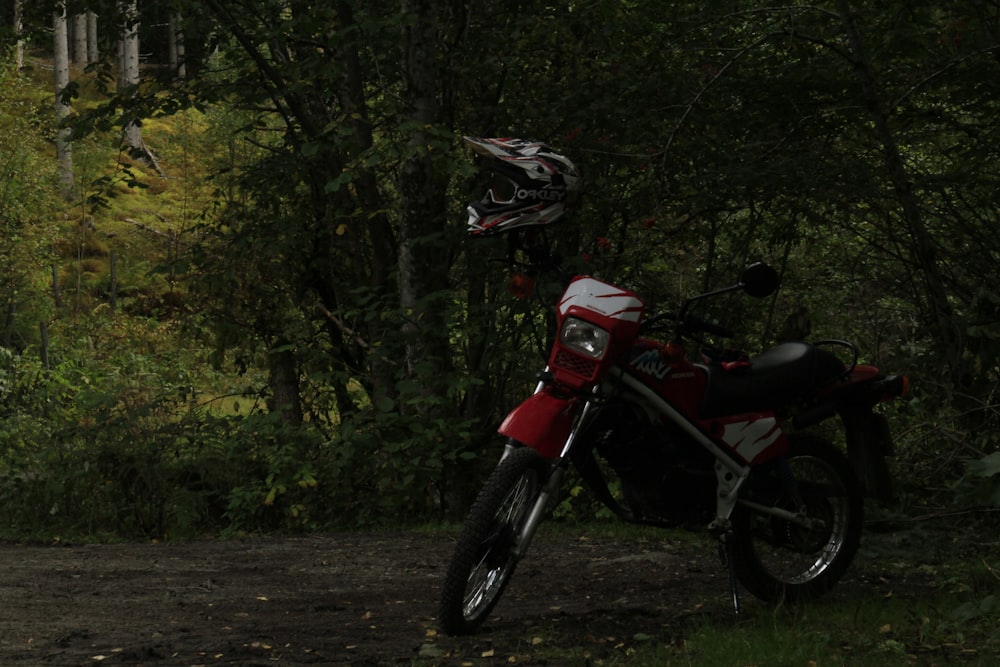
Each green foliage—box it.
[957,452,1000,508]
[0,57,59,349]
[6,1,1000,540]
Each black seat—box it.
[701,342,846,418]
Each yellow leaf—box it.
[336,224,348,236]
[531,637,543,645]
[879,624,892,634]
[482,649,495,657]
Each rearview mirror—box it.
[741,262,779,298]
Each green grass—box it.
[508,591,998,666]
[418,518,1000,666]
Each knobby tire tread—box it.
[438,447,549,635]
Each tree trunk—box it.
[72,13,87,64]
[53,4,74,200]
[121,0,142,152]
[118,1,164,175]
[169,13,186,80]
[13,0,23,70]
[86,11,99,65]
[267,338,303,426]
[398,0,450,387]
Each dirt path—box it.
[0,529,743,666]
[1,525,954,666]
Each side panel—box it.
[625,340,708,421]
[624,341,789,466]
[498,389,576,460]
[706,414,790,465]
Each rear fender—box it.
[821,365,909,404]
[841,407,895,502]
[498,389,576,460]
[800,365,907,502]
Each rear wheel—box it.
[438,446,550,635]
[732,434,862,603]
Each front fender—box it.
[498,389,576,460]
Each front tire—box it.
[732,434,863,603]
[438,446,550,635]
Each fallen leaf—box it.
[482,648,495,657]
[419,644,444,658]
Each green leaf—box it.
[969,452,1000,478]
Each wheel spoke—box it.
[461,471,538,619]
[747,456,849,585]
[439,447,550,635]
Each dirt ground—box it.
[0,527,930,666]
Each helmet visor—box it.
[488,172,518,204]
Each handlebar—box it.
[683,314,734,339]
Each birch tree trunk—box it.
[118,0,163,173]
[168,13,186,80]
[86,11,99,65]
[72,13,87,64]
[13,0,23,70]
[54,4,74,200]
[120,0,142,154]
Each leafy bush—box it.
[956,452,1000,508]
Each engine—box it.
[593,400,717,522]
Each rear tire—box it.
[438,447,550,635]
[732,434,862,603]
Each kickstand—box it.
[717,531,742,617]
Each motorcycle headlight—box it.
[560,317,611,360]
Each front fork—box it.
[503,395,601,560]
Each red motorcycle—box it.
[438,137,908,635]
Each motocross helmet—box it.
[464,136,580,237]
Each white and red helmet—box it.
[464,136,581,237]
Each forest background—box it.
[1,0,999,541]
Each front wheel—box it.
[731,434,863,603]
[438,446,551,635]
